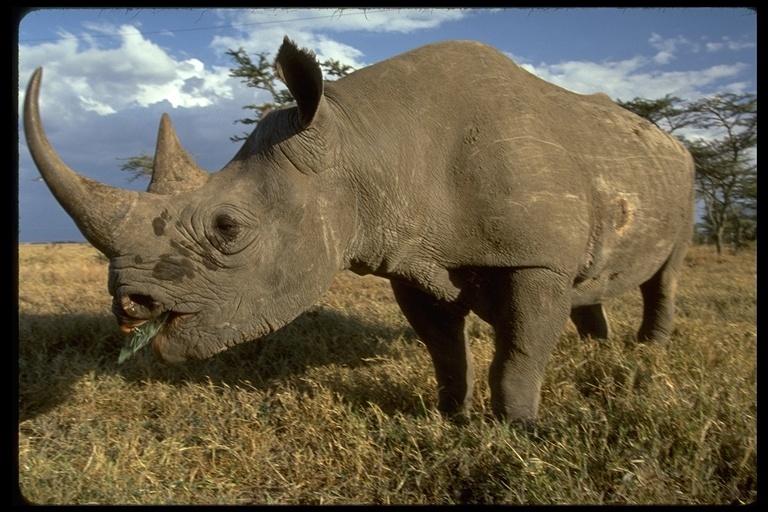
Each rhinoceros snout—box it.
[112,292,164,332]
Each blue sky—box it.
[17,7,756,243]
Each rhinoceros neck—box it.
[330,116,459,293]
[325,85,482,297]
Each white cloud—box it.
[511,21,753,104]
[19,8,753,130]
[210,8,468,69]
[77,95,116,115]
[648,33,699,64]
[217,8,467,34]
[19,23,235,119]
[706,36,755,52]
[517,53,750,102]
[327,8,467,33]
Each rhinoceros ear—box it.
[275,36,323,128]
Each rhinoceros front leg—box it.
[488,268,572,426]
[637,244,687,344]
[390,281,473,421]
[570,303,610,340]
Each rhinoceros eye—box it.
[214,214,241,238]
[209,212,245,254]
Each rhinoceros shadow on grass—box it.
[134,306,415,386]
[23,36,695,427]
[19,311,121,422]
[17,307,414,422]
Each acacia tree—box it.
[617,94,695,134]
[117,150,155,182]
[687,93,756,253]
[619,93,757,253]
[119,48,354,177]
[226,47,353,142]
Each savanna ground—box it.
[16,243,756,504]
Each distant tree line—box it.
[119,48,756,254]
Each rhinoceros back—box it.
[327,40,694,281]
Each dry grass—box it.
[16,243,756,504]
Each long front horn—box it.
[148,114,208,195]
[23,68,139,257]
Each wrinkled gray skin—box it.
[24,37,694,425]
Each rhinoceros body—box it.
[24,37,694,425]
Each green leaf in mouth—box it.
[118,311,170,364]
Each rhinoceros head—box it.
[24,37,353,362]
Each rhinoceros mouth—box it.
[115,308,183,331]
[163,311,193,331]
[117,309,192,336]
[150,311,204,362]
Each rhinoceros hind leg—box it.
[488,268,572,424]
[390,281,473,421]
[637,244,687,344]
[570,304,610,340]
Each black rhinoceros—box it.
[23,37,694,426]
